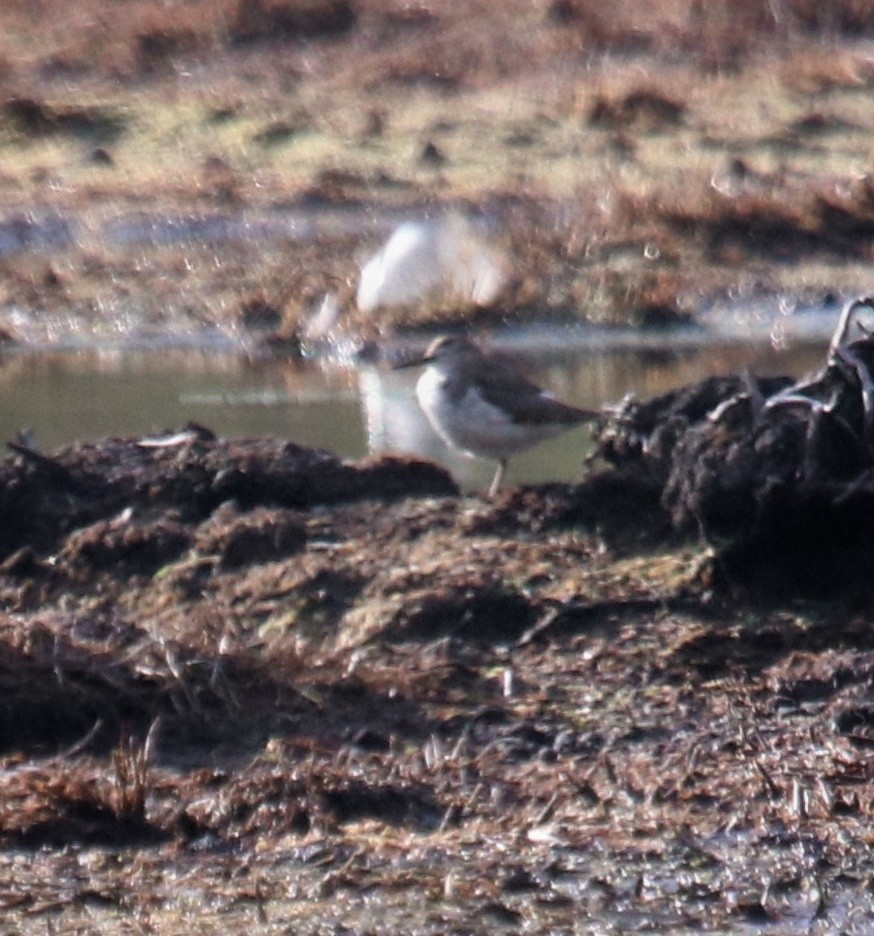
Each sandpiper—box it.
[396,335,598,497]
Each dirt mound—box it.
[599,296,874,595]
[0,430,456,560]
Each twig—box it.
[835,344,874,440]
[53,718,104,761]
[828,296,874,356]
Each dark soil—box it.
[2,2,874,932]
[598,301,874,599]
[1,355,874,929]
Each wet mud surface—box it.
[3,2,874,932]
[2,344,874,931]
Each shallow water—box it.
[0,202,856,490]
[0,205,422,259]
[0,326,836,492]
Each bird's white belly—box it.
[416,369,565,460]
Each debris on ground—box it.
[596,296,874,594]
[1,308,874,930]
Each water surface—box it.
[0,329,834,492]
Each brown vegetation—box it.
[0,397,873,927]
[0,0,871,337]
[1,3,874,930]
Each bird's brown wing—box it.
[471,356,598,425]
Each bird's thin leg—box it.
[488,459,507,499]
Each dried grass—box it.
[0,0,871,84]
[0,431,871,929]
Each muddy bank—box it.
[2,2,874,931]
[0,367,873,929]
[597,297,874,598]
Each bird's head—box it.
[393,334,481,369]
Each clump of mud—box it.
[598,296,874,595]
[0,428,456,560]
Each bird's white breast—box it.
[416,366,569,460]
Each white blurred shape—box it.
[300,292,340,344]
[358,366,436,457]
[356,215,505,313]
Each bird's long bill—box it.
[392,351,434,370]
